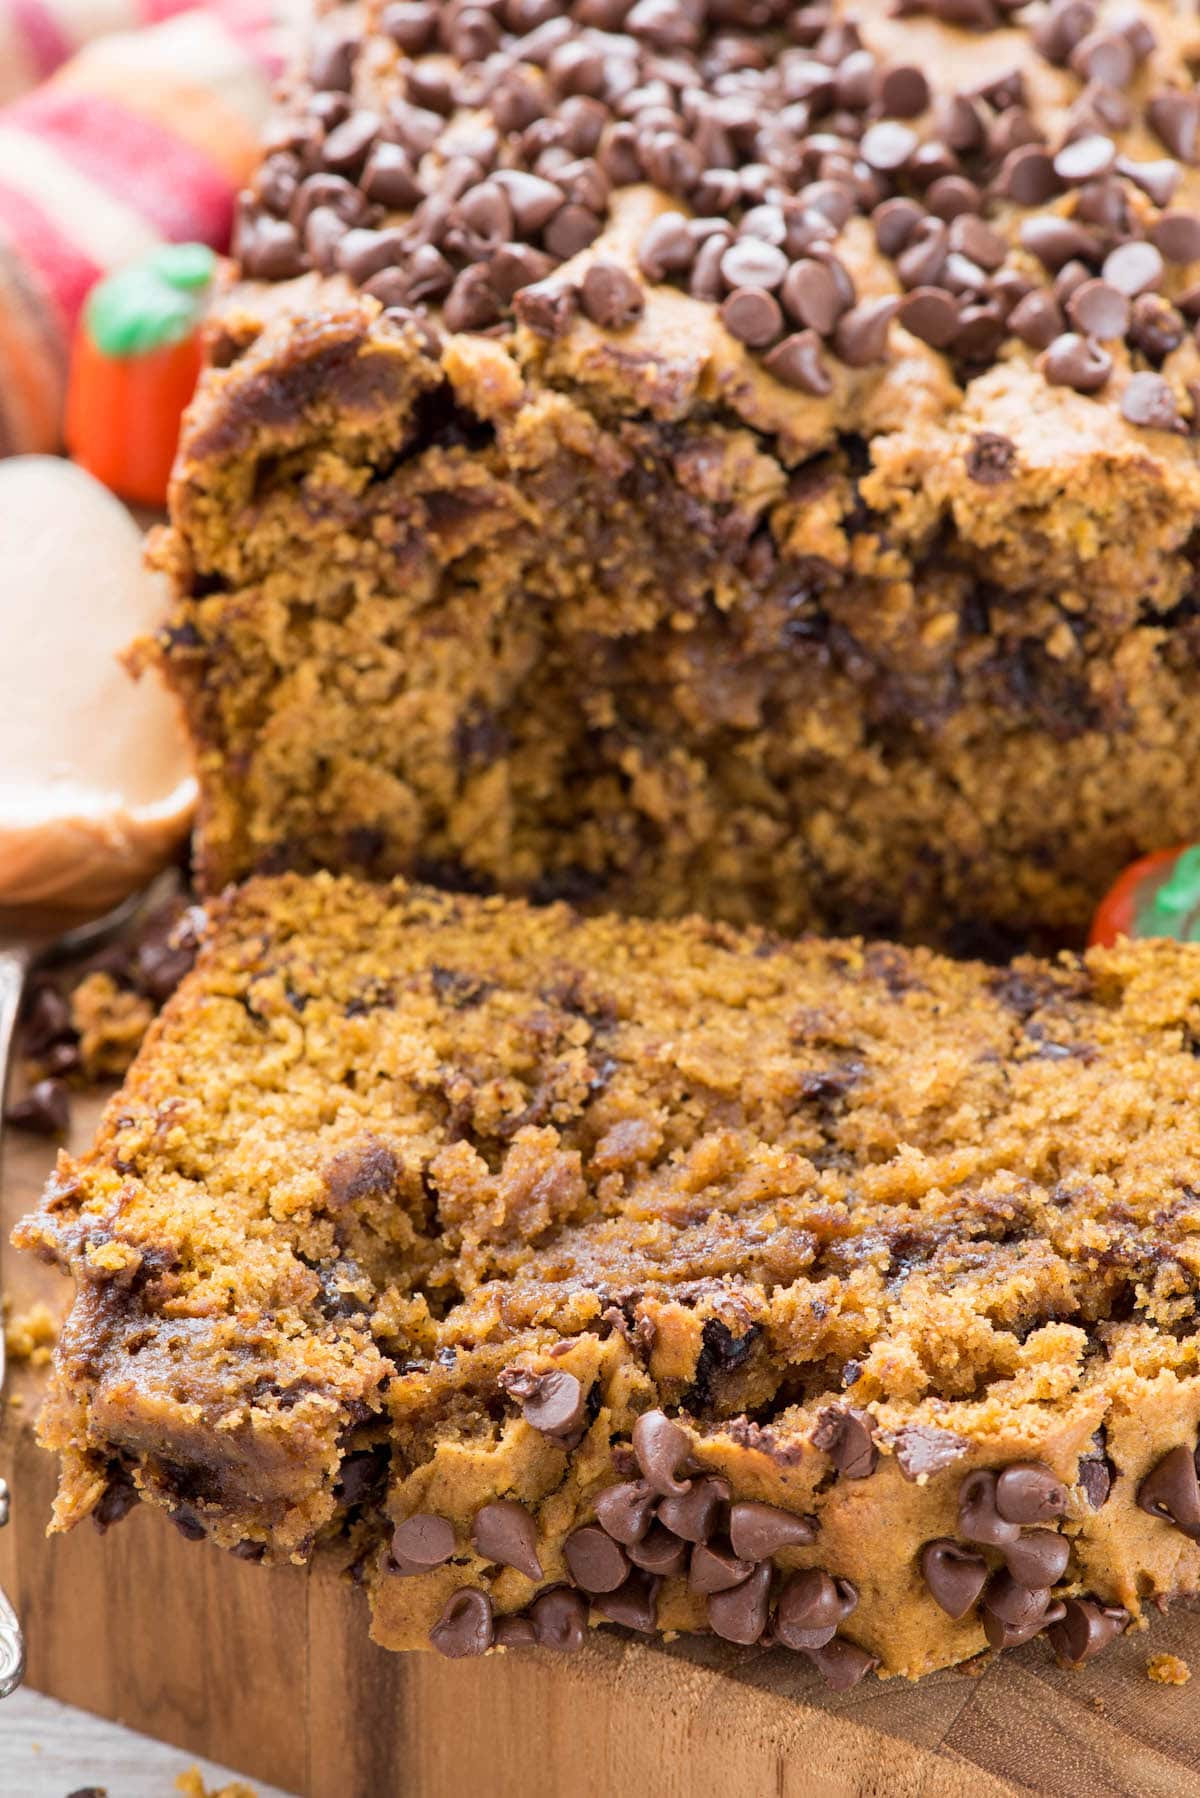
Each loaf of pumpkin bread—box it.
[16,872,1200,1682]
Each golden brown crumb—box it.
[1147,1654,1191,1685]
[70,971,156,1079]
[174,1767,258,1797]
[3,1298,57,1367]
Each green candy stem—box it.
[85,243,217,359]
[1133,844,1200,941]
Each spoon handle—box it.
[0,939,31,1698]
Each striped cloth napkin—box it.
[0,0,299,454]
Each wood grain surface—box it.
[4,1096,1200,1798]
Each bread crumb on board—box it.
[1147,1654,1191,1685]
[175,1766,259,1797]
[3,1297,58,1365]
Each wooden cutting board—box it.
[5,1096,1200,1798]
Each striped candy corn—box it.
[0,3,293,454]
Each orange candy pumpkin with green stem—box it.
[1089,845,1200,948]
[65,243,216,508]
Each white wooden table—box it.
[0,1688,296,1796]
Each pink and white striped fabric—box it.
[0,0,287,103]
[0,1,297,453]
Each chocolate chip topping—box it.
[529,1584,589,1651]
[1046,1596,1129,1665]
[774,1569,858,1650]
[1078,1451,1113,1510]
[804,1637,878,1691]
[627,1523,690,1577]
[688,1540,756,1594]
[515,1368,586,1441]
[707,1560,773,1644]
[392,1511,455,1570]
[993,1461,1068,1526]
[592,1478,656,1545]
[1137,1444,1200,1538]
[1120,371,1182,430]
[812,1405,878,1479]
[6,1077,70,1136]
[230,0,1200,425]
[919,1540,988,1620]
[564,1523,630,1592]
[1041,332,1113,393]
[657,1473,729,1542]
[494,1613,538,1648]
[1003,1527,1070,1589]
[965,431,1016,485]
[957,1469,1021,1548]
[471,1500,543,1580]
[728,1501,817,1561]
[596,1570,659,1634]
[631,1409,693,1496]
[430,1588,494,1657]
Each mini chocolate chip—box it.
[689,1540,756,1594]
[1102,240,1164,296]
[898,287,960,349]
[919,1540,988,1620]
[1041,332,1112,393]
[1053,133,1116,184]
[392,1512,455,1570]
[443,266,502,332]
[321,110,380,178]
[595,1570,659,1633]
[774,1569,857,1650]
[872,196,924,256]
[519,1369,587,1439]
[1046,1596,1128,1664]
[309,29,358,92]
[1009,288,1064,348]
[997,145,1060,205]
[926,176,982,223]
[494,1613,538,1648]
[657,1473,729,1543]
[593,1479,656,1544]
[638,210,695,281]
[6,1077,70,1135]
[707,1560,773,1644]
[489,244,556,300]
[491,170,564,234]
[565,1523,630,1592]
[337,227,408,286]
[955,303,1005,360]
[471,1500,543,1580]
[833,296,897,366]
[632,1410,693,1496]
[994,1463,1068,1525]
[1004,1528,1070,1589]
[360,142,423,210]
[1066,278,1129,339]
[1121,371,1182,430]
[1150,212,1200,263]
[580,261,643,328]
[728,1502,816,1561]
[1117,155,1180,207]
[1148,91,1200,165]
[860,120,917,174]
[720,238,788,291]
[896,217,948,288]
[544,204,602,259]
[804,1637,877,1690]
[877,64,929,118]
[238,215,307,281]
[958,1470,1021,1548]
[529,1585,589,1651]
[780,258,842,333]
[720,286,784,347]
[627,1523,689,1577]
[811,1406,877,1479]
[764,330,832,393]
[404,244,455,303]
[1130,293,1186,360]
[1020,216,1100,272]
[514,278,579,336]
[430,1588,494,1658]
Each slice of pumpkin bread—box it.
[16,871,1200,1682]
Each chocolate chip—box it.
[238,215,307,281]
[996,145,1060,205]
[898,286,960,349]
[1041,332,1112,393]
[893,1425,969,1480]
[321,110,380,178]
[631,1410,693,1496]
[1020,216,1101,272]
[728,1501,816,1561]
[764,330,832,393]
[656,1473,728,1543]
[1102,240,1164,297]
[1004,1528,1070,1589]
[360,142,423,210]
[895,217,947,288]
[309,28,358,93]
[471,1500,543,1580]
[720,286,784,347]
[957,1469,1021,1548]
[443,265,502,331]
[627,1523,689,1577]
[5,1077,70,1136]
[638,210,695,281]
[565,1523,630,1592]
[832,296,897,366]
[593,1479,656,1544]
[392,1512,455,1571]
[1053,133,1116,184]
[965,431,1016,485]
[595,1570,659,1633]
[1046,1596,1128,1664]
[529,1585,589,1650]
[804,1637,877,1690]
[876,65,929,118]
[689,1540,756,1594]
[518,1369,587,1440]
[1009,288,1064,348]
[872,197,925,256]
[720,238,788,291]
[918,1540,988,1620]
[337,227,408,285]
[1148,91,1200,165]
[707,1560,773,1644]
[489,243,556,300]
[860,120,917,174]
[981,1581,1064,1651]
[1066,278,1129,339]
[430,1588,494,1657]
[543,203,602,259]
[780,258,843,333]
[492,169,565,234]
[403,244,455,303]
[20,983,73,1054]
[1117,155,1180,208]
[1150,211,1200,264]
[1121,370,1183,430]
[494,1613,538,1648]
[381,2,437,51]
[774,1569,857,1650]
[811,1406,877,1479]
[580,260,644,327]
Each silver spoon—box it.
[0,884,161,1699]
